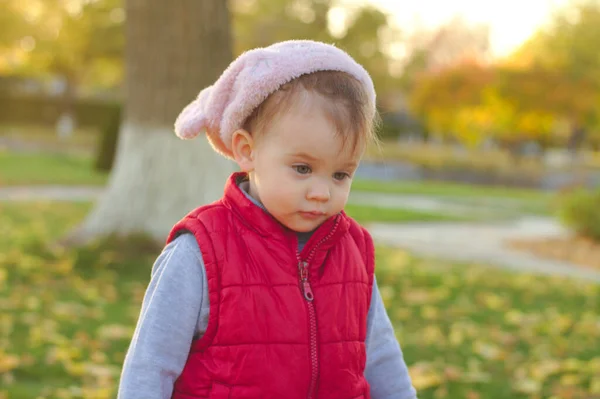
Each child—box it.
[118,40,417,399]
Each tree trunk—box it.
[73,0,235,244]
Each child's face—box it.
[237,93,362,233]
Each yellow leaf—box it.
[97,324,133,341]
[513,378,542,394]
[481,293,506,310]
[443,366,463,381]
[505,310,524,325]
[466,391,481,399]
[66,361,86,377]
[559,374,581,386]
[409,363,444,390]
[562,358,581,372]
[590,378,600,394]
[394,307,412,321]
[588,357,600,373]
[422,326,444,344]
[379,286,395,307]
[434,387,448,398]
[422,305,439,320]
[473,341,503,360]
[530,359,560,381]
[0,352,19,373]
[449,328,464,346]
[403,289,432,305]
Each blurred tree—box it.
[511,0,600,82]
[0,0,29,49]
[408,62,493,143]
[398,16,491,92]
[231,0,398,99]
[409,63,559,147]
[72,0,235,243]
[508,0,600,135]
[2,0,398,101]
[410,0,600,148]
[335,6,398,94]
[0,0,124,92]
[396,16,493,140]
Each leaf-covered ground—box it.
[377,248,600,399]
[1,202,598,399]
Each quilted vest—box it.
[166,173,375,399]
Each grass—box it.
[2,201,599,399]
[1,201,155,398]
[0,151,108,186]
[377,249,600,399]
[352,178,554,216]
[345,203,471,224]
[352,178,550,200]
[0,124,99,153]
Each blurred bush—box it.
[558,188,600,241]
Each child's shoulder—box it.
[340,211,375,249]
[167,199,234,243]
[181,198,229,220]
[342,211,372,237]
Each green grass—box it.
[0,124,99,152]
[352,178,549,200]
[352,178,554,216]
[0,151,108,186]
[345,203,471,224]
[2,202,598,398]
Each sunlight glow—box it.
[340,0,570,58]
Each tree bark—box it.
[73,0,235,243]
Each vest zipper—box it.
[296,216,341,399]
[298,259,318,399]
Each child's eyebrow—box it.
[342,161,358,169]
[288,152,359,169]
[288,152,320,162]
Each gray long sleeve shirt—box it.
[118,186,417,399]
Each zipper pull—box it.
[303,280,314,301]
[298,261,314,301]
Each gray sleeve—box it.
[365,276,418,399]
[117,234,209,399]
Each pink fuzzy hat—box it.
[174,40,376,159]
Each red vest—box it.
[167,173,375,399]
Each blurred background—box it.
[1,0,600,398]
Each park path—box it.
[2,185,599,282]
[0,185,104,201]
[367,218,600,283]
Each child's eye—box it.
[293,165,311,174]
[333,172,350,181]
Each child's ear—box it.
[231,129,255,172]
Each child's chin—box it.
[282,219,318,233]
[295,220,325,233]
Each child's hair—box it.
[243,70,379,153]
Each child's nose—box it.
[307,183,330,202]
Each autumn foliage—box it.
[409,61,599,147]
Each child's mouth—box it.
[299,211,326,220]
